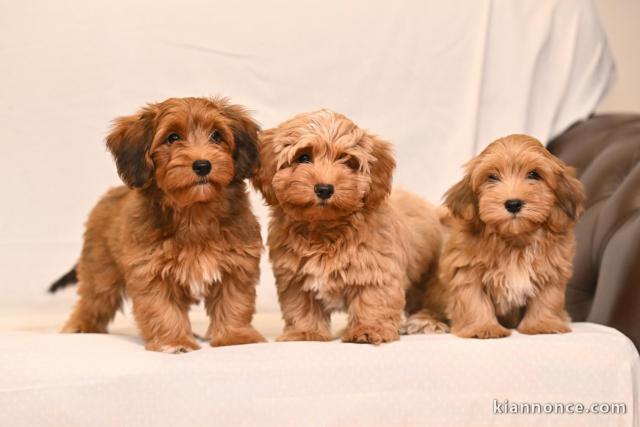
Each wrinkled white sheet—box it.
[0,322,637,427]
[0,0,614,312]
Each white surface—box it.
[0,322,637,427]
[0,0,614,313]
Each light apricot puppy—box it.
[406,134,585,338]
[50,97,266,353]
[252,110,444,344]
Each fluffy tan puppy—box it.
[406,134,585,338]
[252,110,443,344]
[50,97,266,353]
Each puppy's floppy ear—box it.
[220,103,260,181]
[363,134,396,208]
[250,129,278,205]
[548,164,585,231]
[444,171,478,222]
[105,106,157,188]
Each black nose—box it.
[192,160,212,176]
[314,184,334,200]
[505,199,523,214]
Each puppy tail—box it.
[48,265,78,293]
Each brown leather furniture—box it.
[547,114,640,349]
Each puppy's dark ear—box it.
[548,165,585,231]
[250,129,279,205]
[444,172,478,222]
[106,107,156,188]
[363,134,396,209]
[221,103,260,181]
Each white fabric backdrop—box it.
[0,0,614,314]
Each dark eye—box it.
[527,170,541,180]
[297,153,312,164]
[166,133,181,145]
[339,154,359,170]
[210,130,222,144]
[488,173,500,182]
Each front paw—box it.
[146,338,201,354]
[211,327,267,347]
[276,328,332,342]
[61,321,108,334]
[518,319,571,335]
[453,323,511,339]
[342,324,399,345]
[401,313,449,335]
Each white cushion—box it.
[0,318,637,427]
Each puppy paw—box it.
[61,322,107,334]
[518,319,571,335]
[454,323,511,339]
[342,324,399,345]
[211,327,267,347]
[401,315,449,335]
[146,338,201,354]
[276,328,332,342]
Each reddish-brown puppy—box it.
[253,110,443,344]
[53,97,265,353]
[406,134,585,338]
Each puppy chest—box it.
[302,275,345,311]
[187,268,221,300]
[167,251,222,300]
[487,261,537,314]
[295,252,377,311]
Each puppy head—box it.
[106,97,259,207]
[445,134,584,236]
[252,110,395,221]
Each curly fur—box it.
[405,134,585,338]
[57,97,265,353]
[253,110,443,344]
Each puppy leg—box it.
[61,262,123,333]
[402,276,449,334]
[277,277,331,342]
[205,275,266,347]
[518,284,571,335]
[342,283,404,345]
[449,280,511,339]
[131,283,200,354]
